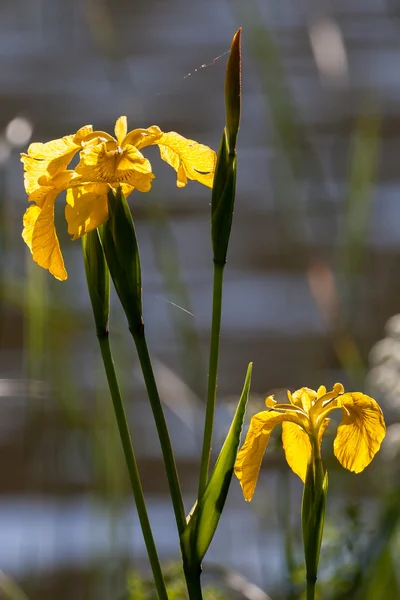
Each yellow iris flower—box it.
[21,116,216,281]
[234,383,386,501]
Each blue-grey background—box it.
[1,1,400,599]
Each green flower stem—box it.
[183,565,203,600]
[131,326,187,537]
[198,262,225,498]
[97,332,169,600]
[306,580,316,600]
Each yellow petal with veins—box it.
[333,393,386,473]
[76,141,154,192]
[114,116,127,146]
[123,126,163,150]
[22,190,67,280]
[26,136,81,177]
[156,132,216,188]
[74,125,94,143]
[282,422,311,482]
[65,184,109,240]
[235,410,304,501]
[22,204,40,252]
[282,418,330,482]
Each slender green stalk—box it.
[97,332,169,600]
[306,580,316,600]
[198,262,225,498]
[132,327,187,537]
[183,565,203,600]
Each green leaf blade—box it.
[183,362,252,564]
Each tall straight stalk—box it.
[97,332,169,600]
[198,262,224,498]
[306,581,316,600]
[131,327,187,537]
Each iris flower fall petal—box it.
[23,190,67,281]
[234,384,385,500]
[65,184,109,240]
[332,392,386,473]
[157,131,216,188]
[234,410,306,501]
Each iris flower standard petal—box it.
[21,116,216,279]
[234,384,385,500]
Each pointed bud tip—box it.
[231,28,242,50]
[225,28,242,152]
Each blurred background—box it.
[1,0,400,598]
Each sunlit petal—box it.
[333,392,386,473]
[22,204,40,252]
[65,184,109,240]
[282,422,311,482]
[123,125,163,150]
[74,125,94,142]
[312,382,344,424]
[23,189,67,280]
[114,116,127,146]
[117,145,154,190]
[156,131,216,188]
[26,136,80,177]
[291,387,317,414]
[235,411,286,501]
[76,141,154,192]
[120,183,135,197]
[265,395,276,408]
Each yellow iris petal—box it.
[22,204,40,252]
[282,422,312,482]
[282,417,330,482]
[65,184,109,240]
[74,125,95,143]
[333,392,386,473]
[235,410,304,501]
[21,117,216,281]
[296,388,317,414]
[156,132,216,188]
[23,189,67,281]
[123,125,163,150]
[76,141,154,191]
[118,145,154,190]
[26,135,83,177]
[114,116,127,146]
[21,155,51,196]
